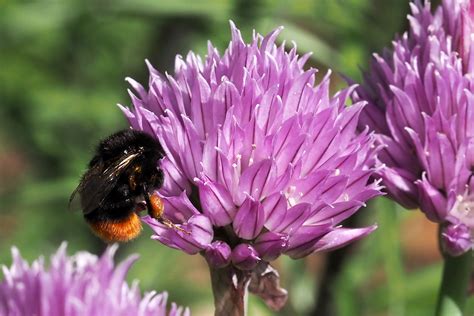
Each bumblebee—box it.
[70,129,174,242]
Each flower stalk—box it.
[209,265,251,316]
[436,237,473,316]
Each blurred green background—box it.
[2,0,471,315]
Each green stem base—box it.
[435,249,473,316]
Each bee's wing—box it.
[69,152,140,214]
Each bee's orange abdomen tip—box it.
[149,194,164,219]
[87,213,142,242]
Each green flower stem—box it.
[209,265,251,316]
[435,242,473,316]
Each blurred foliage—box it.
[1,0,472,315]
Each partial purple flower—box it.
[353,0,474,256]
[205,241,232,268]
[442,222,472,256]
[0,243,189,316]
[121,22,382,268]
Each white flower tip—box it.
[116,103,129,111]
[144,58,155,68]
[11,246,20,257]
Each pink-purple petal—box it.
[254,232,289,261]
[312,225,378,252]
[231,244,261,270]
[159,192,200,223]
[415,173,448,222]
[441,222,473,256]
[198,179,237,226]
[272,203,312,234]
[285,224,332,259]
[238,159,274,201]
[145,214,213,255]
[204,241,232,268]
[262,193,288,231]
[379,167,419,209]
[233,198,265,240]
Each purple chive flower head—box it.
[0,243,189,316]
[352,0,474,255]
[121,22,382,269]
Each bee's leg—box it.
[143,189,164,219]
[142,185,189,234]
[142,186,156,216]
[158,217,190,234]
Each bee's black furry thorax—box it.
[72,129,165,224]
